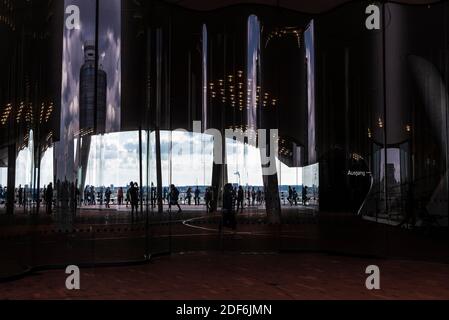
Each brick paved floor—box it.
[2,252,449,300]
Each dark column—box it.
[155,128,163,213]
[6,144,16,215]
[260,136,281,224]
[35,146,42,214]
[211,165,227,211]
[139,128,144,215]
[155,27,164,214]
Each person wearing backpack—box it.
[169,184,182,213]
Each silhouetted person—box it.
[2,186,7,207]
[105,187,111,208]
[194,187,200,205]
[237,186,244,212]
[292,188,298,206]
[288,186,293,206]
[302,186,308,206]
[130,182,139,218]
[150,183,156,208]
[42,186,46,207]
[90,185,96,205]
[128,182,135,216]
[18,185,23,207]
[186,187,192,205]
[251,187,256,206]
[168,184,182,213]
[205,188,212,213]
[257,188,262,205]
[45,183,53,215]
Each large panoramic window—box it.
[0,168,6,186]
[85,131,139,188]
[226,139,263,187]
[39,147,54,188]
[15,131,34,188]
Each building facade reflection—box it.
[0,0,448,274]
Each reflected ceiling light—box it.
[377,118,383,128]
[1,103,13,126]
[208,71,278,110]
[406,124,411,132]
[265,27,303,49]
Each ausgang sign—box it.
[347,170,371,177]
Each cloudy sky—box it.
[10,129,305,188]
[82,131,303,188]
[0,168,6,187]
[56,0,121,181]
[61,0,121,135]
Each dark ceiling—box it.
[163,0,440,13]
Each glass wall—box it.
[2,0,449,280]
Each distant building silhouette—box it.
[78,41,108,193]
[79,40,107,135]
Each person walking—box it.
[292,188,298,206]
[168,184,182,213]
[237,186,244,212]
[105,187,112,208]
[302,186,308,206]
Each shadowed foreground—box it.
[2,252,449,300]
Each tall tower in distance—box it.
[78,41,107,193]
[79,40,107,135]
